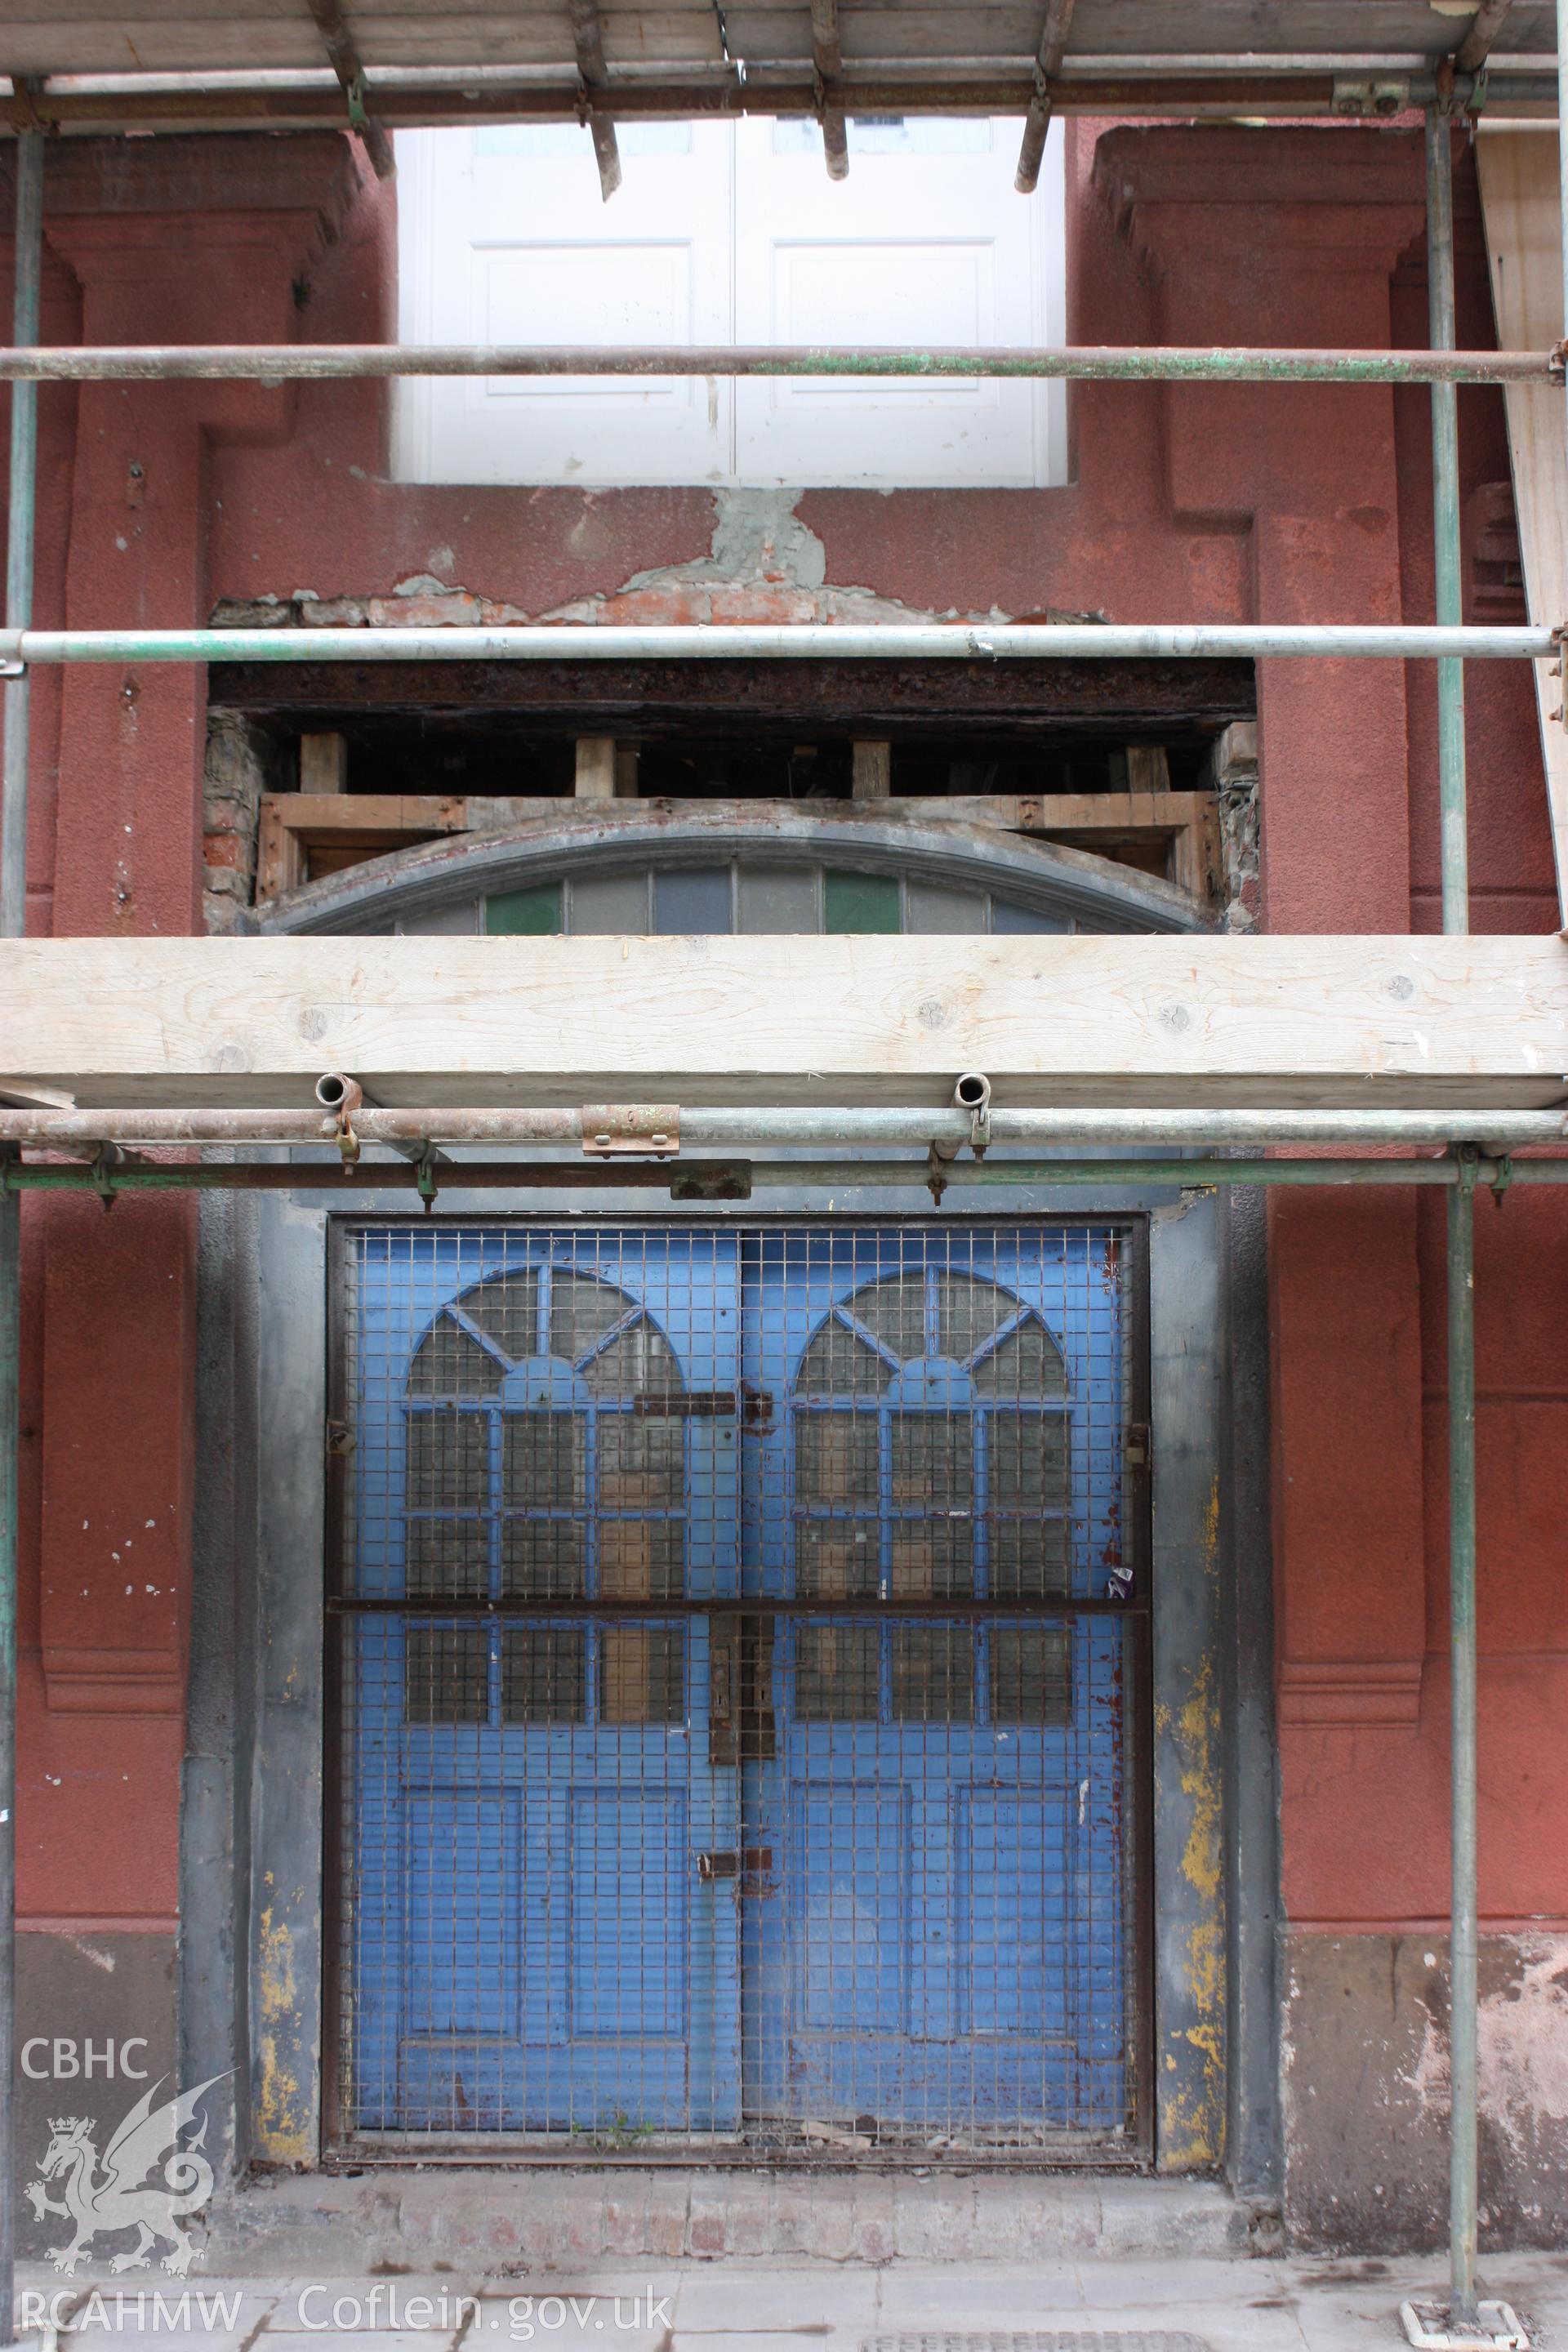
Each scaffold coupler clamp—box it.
[954,1071,992,1159]
[315,1071,363,1169]
[90,1142,123,1211]
[416,1143,441,1214]
[926,1138,958,1206]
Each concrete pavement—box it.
[12,2255,1567,2350]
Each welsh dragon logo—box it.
[24,2073,227,2274]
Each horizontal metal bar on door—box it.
[327,1595,1147,1619]
[0,345,1554,385]
[0,625,1553,665]
[7,1156,1566,1194]
[4,1110,1566,1150]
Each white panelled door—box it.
[396,122,735,487]
[395,118,1065,490]
[733,118,1062,488]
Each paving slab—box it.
[261,2335,466,2351]
[871,2267,1087,2325]
[12,2253,1568,2350]
[462,2292,676,2350]
[674,2268,878,2332]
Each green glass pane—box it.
[486,883,562,935]
[824,870,900,933]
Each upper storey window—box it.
[393,118,1066,490]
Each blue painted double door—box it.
[343,1224,1133,2149]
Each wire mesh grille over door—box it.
[333,1224,1142,2158]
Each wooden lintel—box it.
[258,787,1215,835]
[2,936,1563,1112]
[254,785,1222,904]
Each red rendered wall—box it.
[1,122,1561,1945]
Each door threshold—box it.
[327,2134,1144,2171]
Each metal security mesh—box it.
[330,1223,1144,2159]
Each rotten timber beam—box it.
[207,656,1256,732]
[0,934,1563,1111]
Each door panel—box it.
[343,1227,742,2135]
[337,1222,1135,2154]
[733,117,1063,486]
[403,123,734,486]
[739,1227,1131,2149]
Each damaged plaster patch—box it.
[1398,1936,1568,2159]
[621,489,829,594]
[211,488,1107,634]
[1479,1940,1568,2161]
[1401,2010,1451,2117]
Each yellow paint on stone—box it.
[1162,1476,1227,2171]
[255,1905,313,2164]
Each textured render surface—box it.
[1281,1933,1568,2253]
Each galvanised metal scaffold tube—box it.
[1428,109,1471,939]
[0,342,1555,385]
[0,623,1553,666]
[0,1107,1566,1152]
[1428,90,1481,2336]
[2,1156,1566,1196]
[1447,1150,1483,2331]
[0,114,43,2352]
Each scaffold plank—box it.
[0,933,1563,1111]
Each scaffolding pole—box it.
[0,341,1553,385]
[1428,99,1481,2340]
[1428,109,1470,938]
[0,116,42,2352]
[0,622,1552,666]
[0,1154,1563,1197]
[1448,1150,1481,2331]
[0,1107,1565,1152]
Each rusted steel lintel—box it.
[0,345,1549,385]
